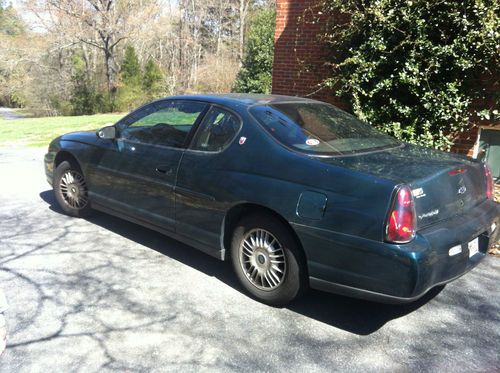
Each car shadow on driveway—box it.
[40,190,442,336]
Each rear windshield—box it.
[250,103,400,155]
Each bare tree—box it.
[30,0,159,97]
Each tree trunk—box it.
[216,0,223,58]
[238,0,248,66]
[103,45,118,109]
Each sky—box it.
[6,1,96,33]
[5,0,179,33]
[7,0,48,32]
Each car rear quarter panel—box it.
[224,115,398,241]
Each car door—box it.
[175,105,242,251]
[88,100,208,231]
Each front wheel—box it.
[53,161,92,217]
[230,213,307,306]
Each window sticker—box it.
[306,138,320,146]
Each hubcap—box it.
[239,229,287,291]
[59,170,88,209]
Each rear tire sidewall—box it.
[230,213,307,307]
[53,161,91,218]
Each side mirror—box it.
[96,125,116,139]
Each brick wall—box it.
[451,75,499,156]
[271,0,493,156]
[272,0,348,110]
[451,127,478,157]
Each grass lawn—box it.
[0,113,124,148]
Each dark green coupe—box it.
[44,94,499,306]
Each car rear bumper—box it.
[292,199,499,303]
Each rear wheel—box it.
[53,161,91,217]
[230,213,307,306]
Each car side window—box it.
[120,101,207,148]
[190,107,240,152]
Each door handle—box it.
[156,166,173,176]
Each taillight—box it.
[484,163,494,200]
[385,185,416,243]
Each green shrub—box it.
[115,84,146,112]
[50,96,73,116]
[323,0,499,150]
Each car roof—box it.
[165,93,320,108]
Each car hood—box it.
[60,130,98,143]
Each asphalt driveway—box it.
[0,147,499,372]
[0,108,25,120]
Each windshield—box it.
[250,102,400,155]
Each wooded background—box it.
[0,0,275,115]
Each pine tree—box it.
[120,46,141,86]
[143,59,163,99]
[116,45,145,111]
[233,8,275,94]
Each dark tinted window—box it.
[121,101,207,147]
[191,107,240,152]
[250,103,399,155]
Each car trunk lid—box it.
[316,144,487,229]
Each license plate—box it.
[468,238,479,258]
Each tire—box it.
[230,213,307,307]
[53,160,92,218]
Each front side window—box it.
[190,107,241,152]
[250,103,400,155]
[120,101,207,147]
